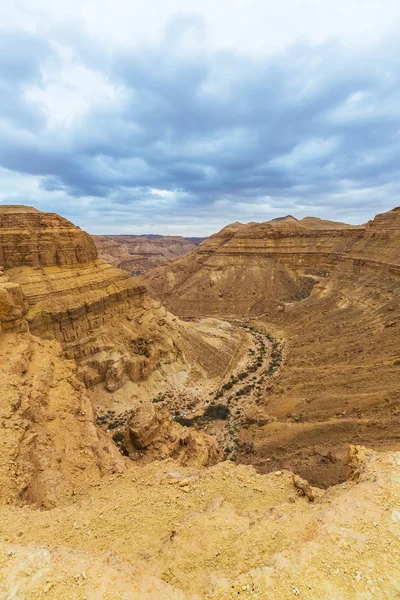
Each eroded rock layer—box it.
[145,215,366,316]
[144,208,400,485]
[123,401,222,466]
[93,233,202,274]
[0,331,124,508]
[0,205,97,268]
[0,205,245,409]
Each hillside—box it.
[144,208,400,485]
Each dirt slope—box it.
[143,208,400,485]
[0,446,400,598]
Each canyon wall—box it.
[144,216,366,317]
[0,206,245,406]
[144,208,400,485]
[93,233,203,274]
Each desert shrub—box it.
[222,381,234,391]
[204,404,230,420]
[175,415,196,427]
[112,431,124,444]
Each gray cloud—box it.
[0,17,399,234]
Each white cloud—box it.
[3,0,400,56]
[0,1,399,235]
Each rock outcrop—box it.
[0,205,97,268]
[0,206,246,405]
[123,401,222,466]
[0,268,28,333]
[0,331,125,508]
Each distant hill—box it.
[92,234,206,275]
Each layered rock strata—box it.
[144,208,400,486]
[93,233,201,274]
[0,206,245,405]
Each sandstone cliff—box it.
[144,214,366,317]
[0,206,246,408]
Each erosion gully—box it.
[97,320,283,460]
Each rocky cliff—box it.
[0,330,125,508]
[0,205,97,268]
[0,205,246,412]
[144,215,366,317]
[123,401,222,466]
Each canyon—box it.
[144,209,400,486]
[0,204,400,598]
[93,234,204,275]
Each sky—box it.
[0,1,400,235]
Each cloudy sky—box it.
[1,1,399,235]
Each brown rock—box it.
[124,401,223,467]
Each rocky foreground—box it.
[1,446,400,598]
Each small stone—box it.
[275,471,282,476]
[43,582,54,593]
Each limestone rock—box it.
[92,233,201,273]
[0,331,125,508]
[0,205,97,268]
[0,205,245,400]
[124,401,223,467]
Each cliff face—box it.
[0,206,97,268]
[145,216,366,317]
[0,331,125,508]
[0,206,245,407]
[0,205,246,507]
[0,268,28,333]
